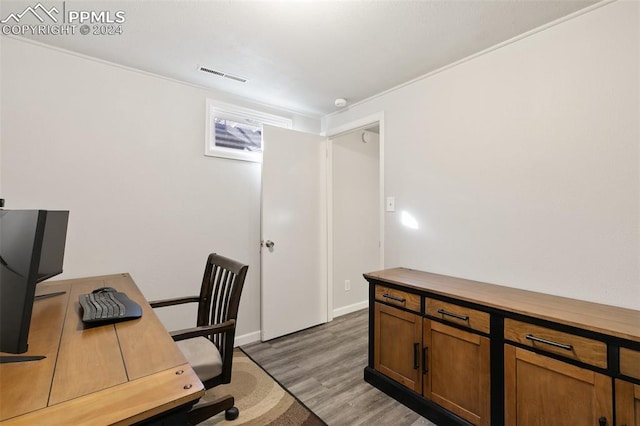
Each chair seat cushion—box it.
[176,337,223,382]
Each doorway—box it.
[327,117,384,320]
[260,116,384,341]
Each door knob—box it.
[265,240,275,248]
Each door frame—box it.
[325,112,385,321]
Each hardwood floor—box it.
[242,309,437,426]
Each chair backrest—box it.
[197,253,248,383]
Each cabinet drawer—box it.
[426,298,490,334]
[375,285,421,313]
[620,347,640,380]
[504,319,607,368]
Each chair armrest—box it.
[148,296,200,308]
[170,320,236,342]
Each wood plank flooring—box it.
[242,309,436,426]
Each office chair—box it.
[150,253,249,424]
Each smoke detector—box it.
[334,98,347,108]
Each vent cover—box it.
[199,66,248,83]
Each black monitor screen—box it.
[0,210,69,354]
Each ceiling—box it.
[2,0,599,117]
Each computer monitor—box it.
[0,209,69,356]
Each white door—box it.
[261,125,327,341]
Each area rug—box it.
[201,349,326,425]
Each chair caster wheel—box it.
[225,407,239,420]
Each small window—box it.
[205,100,292,162]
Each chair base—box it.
[225,406,239,420]
[188,394,236,424]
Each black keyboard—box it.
[79,289,142,324]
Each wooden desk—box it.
[0,274,204,425]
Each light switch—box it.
[386,196,395,212]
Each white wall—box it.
[0,37,320,340]
[331,130,380,315]
[324,1,640,310]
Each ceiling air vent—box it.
[199,66,248,83]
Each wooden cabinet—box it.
[426,297,490,334]
[620,348,640,381]
[375,285,421,312]
[424,319,491,426]
[504,318,607,368]
[504,344,613,426]
[616,380,640,426]
[617,348,640,426]
[373,286,491,426]
[365,267,640,426]
[373,302,422,392]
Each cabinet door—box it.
[505,344,613,426]
[374,302,422,392]
[616,379,640,426]
[424,320,490,426]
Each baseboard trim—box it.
[234,330,261,347]
[235,300,368,346]
[333,300,368,318]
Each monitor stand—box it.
[34,291,66,301]
[0,355,46,363]
[0,292,65,363]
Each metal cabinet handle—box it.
[383,293,406,303]
[525,334,573,351]
[437,308,469,321]
[265,240,275,248]
[422,347,428,374]
[598,416,607,426]
[413,343,419,370]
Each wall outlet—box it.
[345,280,351,291]
[386,196,395,212]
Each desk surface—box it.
[0,273,204,425]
